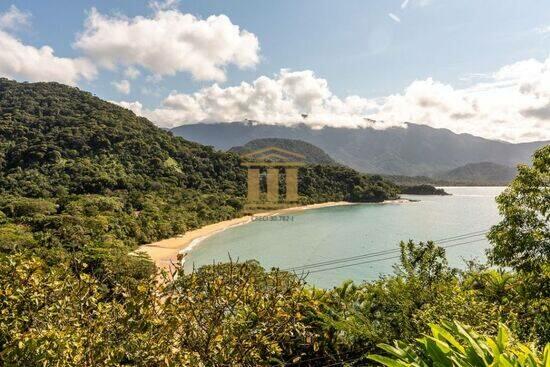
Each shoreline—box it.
[137,201,354,270]
[136,199,412,270]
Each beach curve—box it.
[135,201,355,270]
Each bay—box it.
[184,187,504,288]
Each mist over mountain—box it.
[172,122,548,176]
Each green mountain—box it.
[0,80,247,199]
[0,78,397,206]
[229,138,337,165]
[172,122,548,176]
[435,162,518,185]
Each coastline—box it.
[136,201,356,270]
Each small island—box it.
[399,184,450,195]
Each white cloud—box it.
[372,56,550,142]
[401,0,410,9]
[534,25,550,35]
[113,69,384,129]
[0,30,97,85]
[115,100,144,115]
[145,74,163,83]
[124,66,141,79]
[388,13,401,23]
[0,6,96,85]
[0,5,30,30]
[75,7,260,82]
[112,79,131,94]
[115,56,550,143]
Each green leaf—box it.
[378,343,409,359]
[368,354,412,367]
[496,323,510,351]
[430,323,465,353]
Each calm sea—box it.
[184,187,505,288]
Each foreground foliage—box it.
[0,257,314,366]
[488,145,549,273]
[1,240,548,366]
[369,322,549,367]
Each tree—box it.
[487,145,549,272]
[167,260,315,366]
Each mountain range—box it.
[172,122,548,177]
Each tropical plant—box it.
[369,321,550,367]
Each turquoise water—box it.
[185,187,504,288]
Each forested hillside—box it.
[0,78,245,198]
[436,162,518,185]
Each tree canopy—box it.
[487,145,549,272]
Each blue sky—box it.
[1,0,549,142]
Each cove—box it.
[184,187,504,288]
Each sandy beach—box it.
[136,201,356,270]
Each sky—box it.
[0,0,549,142]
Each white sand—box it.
[136,201,355,270]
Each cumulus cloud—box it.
[372,56,550,142]
[115,56,550,143]
[116,101,144,114]
[521,103,550,120]
[0,34,96,85]
[0,5,30,30]
[113,69,383,129]
[74,7,260,81]
[112,79,131,94]
[149,0,180,12]
[0,5,96,85]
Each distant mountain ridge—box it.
[171,121,548,176]
[436,162,517,185]
[229,138,337,165]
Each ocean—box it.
[184,187,505,288]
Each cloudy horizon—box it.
[0,1,548,143]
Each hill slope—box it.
[0,78,397,206]
[229,138,337,165]
[436,162,517,185]
[0,79,246,198]
[172,122,547,176]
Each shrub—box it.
[369,321,549,367]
